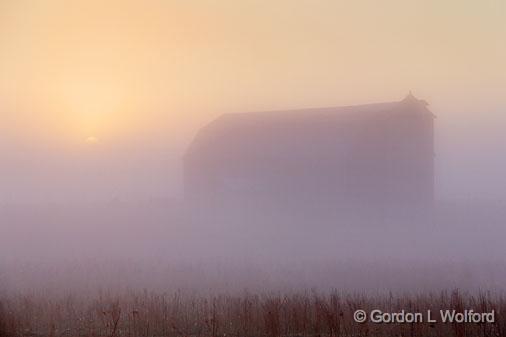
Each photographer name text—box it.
[354,309,496,324]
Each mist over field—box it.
[1,191,506,296]
[2,101,506,297]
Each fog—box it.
[1,102,506,203]
[1,0,506,299]
[1,201,506,295]
[2,102,506,295]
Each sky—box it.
[0,0,505,202]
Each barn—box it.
[184,94,435,215]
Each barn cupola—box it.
[402,91,429,107]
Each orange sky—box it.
[1,0,504,145]
[0,0,505,201]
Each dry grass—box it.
[0,302,7,337]
[1,290,505,337]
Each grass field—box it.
[1,290,504,337]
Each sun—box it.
[52,74,129,142]
[85,136,100,145]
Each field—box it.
[1,290,505,337]
[2,203,506,337]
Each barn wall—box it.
[184,103,435,217]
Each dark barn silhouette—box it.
[184,94,435,218]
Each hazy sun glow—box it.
[52,74,126,141]
[85,136,99,145]
[1,0,504,148]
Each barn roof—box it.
[185,94,433,160]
